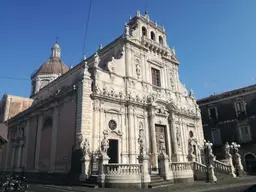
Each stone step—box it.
[150,174,173,188]
[149,180,173,188]
[79,183,98,188]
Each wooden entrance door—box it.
[108,139,118,163]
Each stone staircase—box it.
[149,174,173,188]
[79,175,98,188]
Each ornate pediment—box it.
[147,59,163,68]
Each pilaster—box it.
[35,114,43,171]
[165,121,172,161]
[49,106,59,172]
[121,104,127,163]
[93,100,100,152]
[148,107,157,170]
[75,64,93,149]
[22,119,30,169]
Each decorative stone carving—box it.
[176,127,181,148]
[107,57,115,73]
[135,60,141,78]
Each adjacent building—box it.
[197,84,256,174]
[0,11,204,182]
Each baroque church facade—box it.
[0,11,204,180]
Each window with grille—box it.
[239,126,251,142]
[151,68,161,87]
[208,107,218,120]
[235,100,246,115]
[211,129,222,145]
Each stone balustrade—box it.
[170,162,194,183]
[103,164,142,188]
[104,164,141,175]
[192,161,207,180]
[213,160,235,176]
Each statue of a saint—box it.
[82,138,90,156]
[101,130,109,153]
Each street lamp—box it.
[204,140,213,183]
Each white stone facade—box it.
[76,11,205,170]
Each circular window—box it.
[189,131,194,138]
[108,120,117,130]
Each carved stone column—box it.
[49,106,59,172]
[75,63,93,149]
[148,107,157,171]
[35,114,43,171]
[165,122,172,161]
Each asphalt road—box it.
[26,183,255,192]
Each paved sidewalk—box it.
[27,176,256,192]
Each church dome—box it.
[36,57,69,75]
[31,41,69,78]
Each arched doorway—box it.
[245,153,256,174]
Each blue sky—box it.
[0,0,256,99]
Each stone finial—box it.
[171,47,176,56]
[98,44,103,51]
[136,10,141,17]
[124,23,130,37]
[70,65,73,69]
[83,54,87,60]
[163,25,165,32]
[93,52,99,67]
[189,88,195,98]
[129,15,132,20]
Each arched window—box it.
[142,27,147,37]
[150,31,155,40]
[159,36,163,45]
